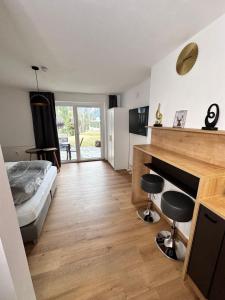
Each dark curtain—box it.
[108,95,117,108]
[30,91,61,166]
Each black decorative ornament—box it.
[202,103,219,130]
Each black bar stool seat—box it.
[137,174,164,223]
[141,174,164,194]
[161,191,194,222]
[156,190,194,261]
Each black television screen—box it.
[129,106,149,136]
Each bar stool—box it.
[137,174,164,223]
[156,191,194,261]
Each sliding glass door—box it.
[56,103,104,162]
[56,105,78,162]
[77,107,102,160]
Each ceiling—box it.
[1,0,225,94]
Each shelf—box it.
[134,144,225,177]
[147,126,225,136]
[144,159,199,198]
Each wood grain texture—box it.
[148,126,225,136]
[26,162,197,300]
[131,148,150,205]
[151,127,225,168]
[133,145,225,178]
[200,196,225,220]
[132,127,225,288]
[186,276,207,300]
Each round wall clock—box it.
[176,42,198,75]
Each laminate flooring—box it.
[26,161,198,300]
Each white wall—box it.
[121,78,151,168]
[149,13,225,130]
[0,86,35,161]
[0,147,36,299]
[55,92,107,104]
[149,13,225,239]
[0,88,109,161]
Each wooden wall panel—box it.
[132,127,225,289]
[151,128,225,168]
[132,148,150,206]
[197,176,225,199]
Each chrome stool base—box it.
[137,208,160,224]
[155,230,186,261]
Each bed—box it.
[5,161,57,244]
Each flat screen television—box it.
[129,106,149,136]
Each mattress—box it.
[15,166,57,227]
[7,160,52,205]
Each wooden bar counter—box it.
[131,127,225,281]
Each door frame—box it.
[56,101,105,162]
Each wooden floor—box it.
[27,161,198,300]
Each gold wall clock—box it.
[176,42,198,75]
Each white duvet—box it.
[5,163,57,227]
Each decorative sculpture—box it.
[154,103,163,127]
[202,103,219,131]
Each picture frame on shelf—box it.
[173,110,187,128]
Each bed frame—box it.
[20,177,57,244]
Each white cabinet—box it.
[107,108,129,170]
